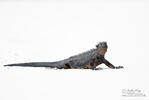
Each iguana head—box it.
[96,41,108,56]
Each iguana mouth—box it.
[98,48,107,56]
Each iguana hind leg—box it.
[61,63,71,69]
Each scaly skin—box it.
[4,42,124,70]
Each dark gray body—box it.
[4,49,100,68]
[4,42,123,70]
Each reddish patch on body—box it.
[98,48,107,56]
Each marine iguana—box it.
[4,42,123,70]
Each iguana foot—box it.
[114,66,124,69]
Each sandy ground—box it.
[0,64,148,100]
[0,1,149,100]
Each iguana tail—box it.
[4,61,61,68]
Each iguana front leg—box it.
[103,59,123,69]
